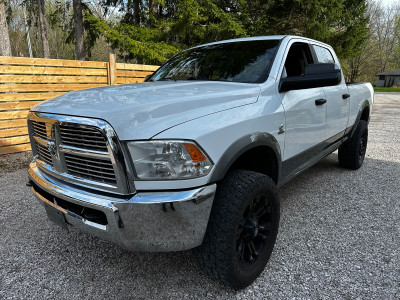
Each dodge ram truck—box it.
[27,35,373,289]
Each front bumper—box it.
[28,161,216,252]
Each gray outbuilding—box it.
[376,69,400,87]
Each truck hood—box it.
[33,81,260,140]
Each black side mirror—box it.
[279,63,341,92]
[144,74,152,82]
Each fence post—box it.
[108,53,116,85]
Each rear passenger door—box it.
[312,44,350,140]
[278,41,327,161]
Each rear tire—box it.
[338,120,368,169]
[195,170,280,290]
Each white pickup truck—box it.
[27,35,373,289]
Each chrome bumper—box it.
[28,161,216,252]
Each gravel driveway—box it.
[1,93,399,299]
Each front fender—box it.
[209,132,282,184]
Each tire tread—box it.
[195,170,279,289]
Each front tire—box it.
[338,120,368,169]
[195,170,280,290]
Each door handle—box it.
[315,99,327,105]
[342,94,350,99]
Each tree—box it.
[372,3,400,73]
[86,0,247,63]
[342,1,400,83]
[149,0,159,21]
[73,0,85,60]
[85,13,179,64]
[261,0,369,59]
[133,0,140,25]
[37,0,50,58]
[0,0,12,56]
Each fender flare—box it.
[209,132,282,184]
[347,100,371,139]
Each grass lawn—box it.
[374,87,400,93]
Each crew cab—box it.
[27,35,373,290]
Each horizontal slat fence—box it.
[116,63,158,84]
[0,55,159,155]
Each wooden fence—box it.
[0,55,159,155]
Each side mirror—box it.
[144,74,152,82]
[279,63,341,92]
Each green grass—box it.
[374,87,400,93]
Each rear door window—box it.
[313,45,335,64]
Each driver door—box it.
[277,41,327,176]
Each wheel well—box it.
[360,105,370,122]
[227,146,279,183]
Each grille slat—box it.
[65,159,115,175]
[64,151,116,184]
[32,121,48,140]
[36,143,53,166]
[64,154,115,168]
[32,121,46,130]
[67,166,116,179]
[37,148,51,162]
[32,125,46,133]
[60,126,101,133]
[68,171,116,183]
[60,132,105,141]
[61,138,107,149]
[60,129,104,138]
[60,125,108,151]
[66,167,116,182]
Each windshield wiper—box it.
[156,77,175,81]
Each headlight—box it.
[127,140,213,180]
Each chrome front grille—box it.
[32,121,47,140]
[60,125,108,152]
[64,153,116,184]
[36,142,53,166]
[32,121,53,166]
[27,112,134,194]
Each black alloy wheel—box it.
[236,194,273,268]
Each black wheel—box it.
[195,170,280,290]
[338,120,368,169]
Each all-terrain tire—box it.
[195,170,280,290]
[338,120,368,169]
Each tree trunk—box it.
[37,0,50,58]
[134,0,140,25]
[0,0,12,56]
[149,0,159,19]
[73,0,85,60]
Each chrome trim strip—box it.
[33,135,49,147]
[28,111,136,195]
[132,185,216,204]
[59,144,110,159]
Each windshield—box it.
[149,39,281,84]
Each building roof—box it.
[376,68,400,76]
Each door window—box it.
[283,43,314,77]
[313,45,335,64]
